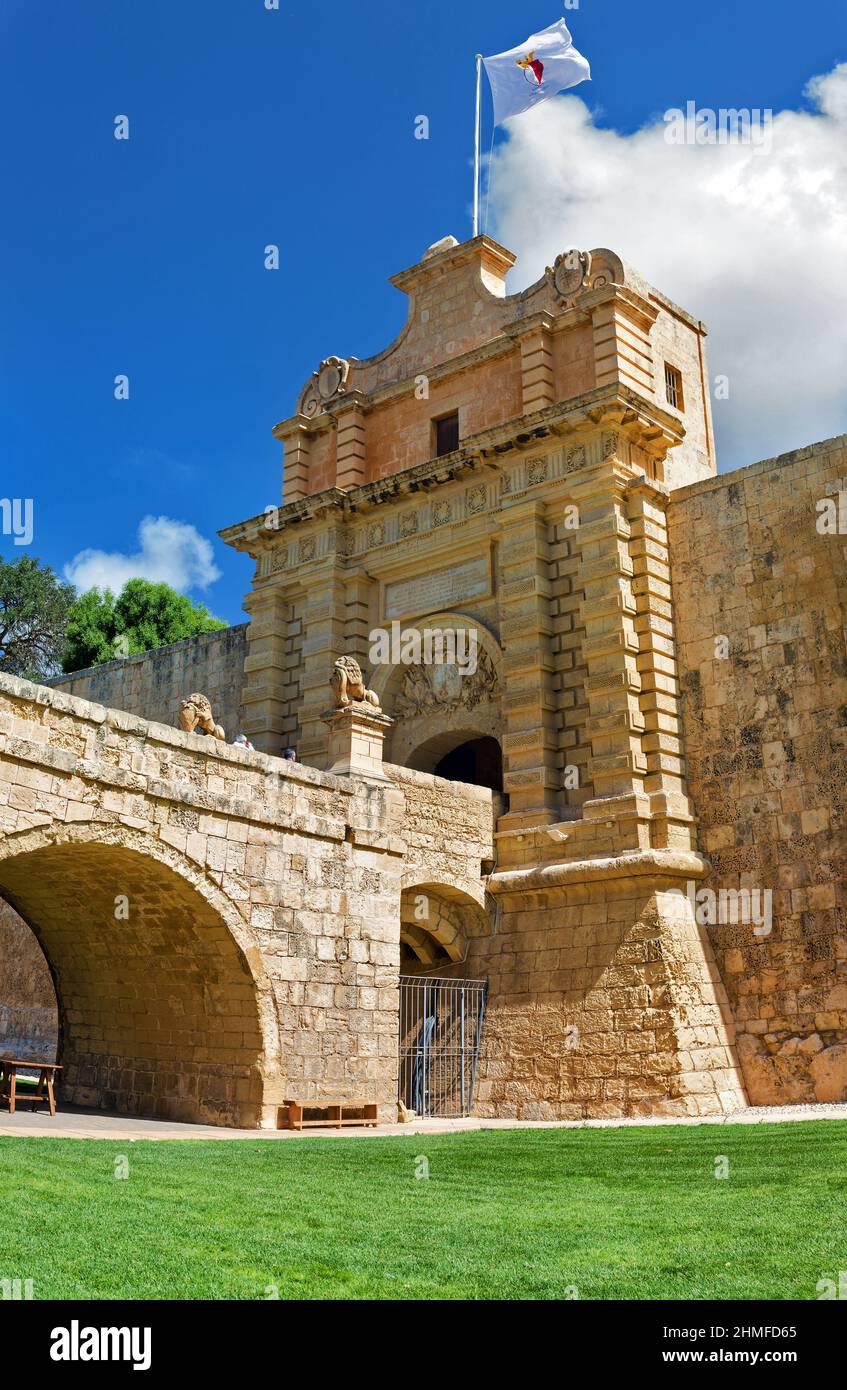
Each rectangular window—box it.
[434,412,460,457]
[664,363,684,411]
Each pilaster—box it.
[240,582,292,752]
[626,476,697,851]
[510,316,556,413]
[498,497,560,829]
[297,565,350,768]
[332,395,368,490]
[590,293,657,397]
[280,422,312,505]
[571,461,648,817]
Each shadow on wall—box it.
[0,899,58,1062]
[0,840,268,1126]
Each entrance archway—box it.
[397,882,491,1117]
[407,731,503,790]
[367,612,504,776]
[404,730,505,805]
[398,880,492,970]
[433,736,502,792]
[0,831,274,1127]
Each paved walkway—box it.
[1,1102,846,1142]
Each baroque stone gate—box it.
[7,232,847,1121]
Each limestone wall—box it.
[52,625,249,745]
[669,434,847,1105]
[0,899,58,1060]
[0,674,405,1124]
[383,767,745,1120]
[366,352,525,484]
[473,862,744,1120]
[385,764,496,888]
[648,298,715,488]
[0,673,495,1127]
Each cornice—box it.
[221,384,685,556]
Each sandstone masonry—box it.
[2,234,844,1121]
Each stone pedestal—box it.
[478,850,749,1120]
[322,702,394,780]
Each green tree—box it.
[0,555,77,681]
[62,578,226,673]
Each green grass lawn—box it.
[1,1121,845,1299]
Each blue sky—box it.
[1,0,844,624]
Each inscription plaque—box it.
[384,554,490,619]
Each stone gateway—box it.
[3,233,845,1122]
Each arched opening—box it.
[398,880,492,972]
[367,611,504,778]
[398,882,491,1117]
[407,731,504,793]
[434,736,503,793]
[0,839,269,1127]
[400,891,468,970]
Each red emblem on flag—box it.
[516,51,544,87]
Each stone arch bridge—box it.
[0,673,493,1127]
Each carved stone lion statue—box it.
[178,693,226,741]
[331,657,381,710]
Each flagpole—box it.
[473,53,483,237]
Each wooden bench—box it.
[279,1099,379,1131]
[0,1060,62,1116]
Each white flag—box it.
[483,18,590,126]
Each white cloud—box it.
[65,516,221,595]
[488,65,847,469]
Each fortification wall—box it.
[670,434,847,1104]
[51,625,248,745]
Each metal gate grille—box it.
[398,976,488,1118]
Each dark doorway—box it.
[399,975,488,1118]
[434,736,503,792]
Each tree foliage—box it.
[62,578,226,673]
[0,555,77,681]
